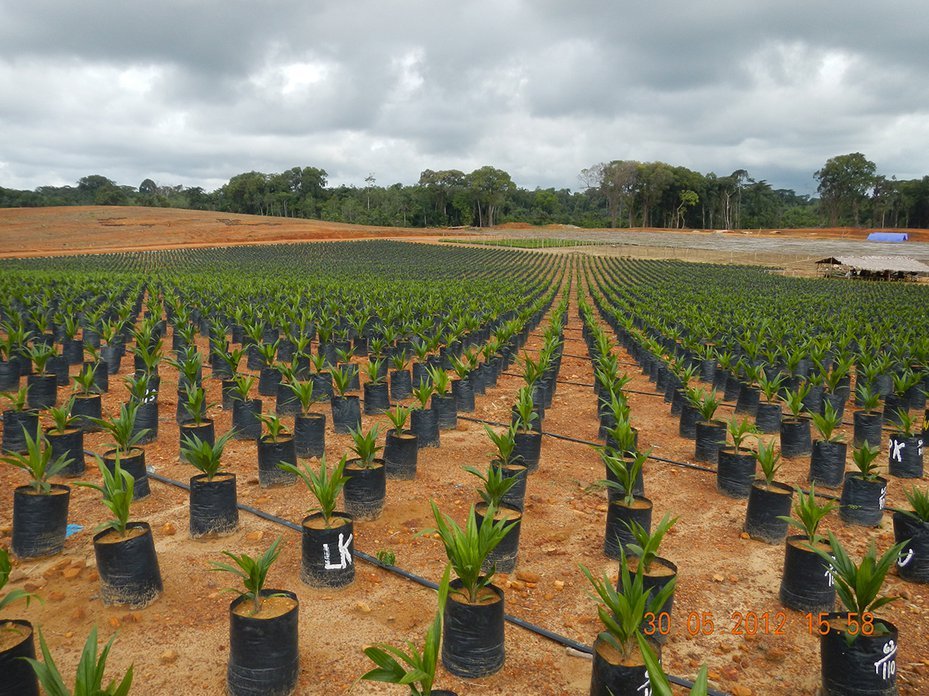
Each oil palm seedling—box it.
[24,343,57,410]
[181,431,239,537]
[172,319,198,354]
[427,500,516,678]
[809,400,847,488]
[60,314,83,365]
[678,385,704,439]
[309,351,333,397]
[2,386,39,454]
[840,442,887,527]
[89,402,151,499]
[335,345,359,390]
[344,425,386,519]
[280,455,349,529]
[693,389,725,463]
[25,626,133,696]
[45,397,84,476]
[744,440,793,543]
[449,353,475,413]
[122,372,157,444]
[601,449,651,558]
[132,336,163,379]
[2,425,72,558]
[229,373,261,440]
[178,384,213,460]
[892,485,929,583]
[212,537,299,696]
[330,364,361,433]
[885,369,919,425]
[511,385,542,470]
[777,484,838,612]
[78,457,163,607]
[256,341,281,396]
[280,455,355,588]
[853,383,883,448]
[716,417,759,498]
[464,457,521,573]
[384,405,417,479]
[602,416,638,461]
[427,365,456,430]
[364,357,390,414]
[410,380,439,448]
[734,360,762,416]
[0,546,41,695]
[0,322,26,391]
[213,345,245,382]
[822,359,852,417]
[755,372,785,433]
[635,633,709,696]
[80,346,108,392]
[272,362,300,415]
[780,383,812,457]
[581,548,676,696]
[624,512,679,642]
[288,379,325,459]
[809,534,907,695]
[211,537,286,615]
[887,408,923,478]
[485,424,527,510]
[98,321,124,376]
[361,565,454,696]
[71,358,102,432]
[389,350,413,401]
[168,347,202,392]
[256,412,296,487]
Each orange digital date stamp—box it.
[641,610,877,637]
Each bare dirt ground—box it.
[3,206,928,266]
[0,206,435,258]
[1,211,928,695]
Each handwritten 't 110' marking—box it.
[642,611,877,637]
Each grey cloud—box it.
[1,0,928,195]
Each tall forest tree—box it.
[815,152,876,226]
[418,169,466,226]
[591,160,639,227]
[465,166,515,227]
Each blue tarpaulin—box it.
[867,232,908,242]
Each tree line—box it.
[1,153,927,229]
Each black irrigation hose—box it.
[83,452,721,694]
[499,370,670,398]
[516,346,594,361]
[514,359,905,434]
[456,415,718,474]
[452,418,907,515]
[500,367,909,436]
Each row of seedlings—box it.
[586,255,924,695]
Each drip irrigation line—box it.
[455,415,719,475]
[499,370,673,399]
[514,345,592,361]
[449,420,907,515]
[553,357,902,436]
[204,360,900,436]
[119,465,719,693]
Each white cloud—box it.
[0,1,927,195]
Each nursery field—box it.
[2,240,929,696]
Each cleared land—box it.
[3,206,929,267]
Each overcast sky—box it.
[1,1,927,196]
